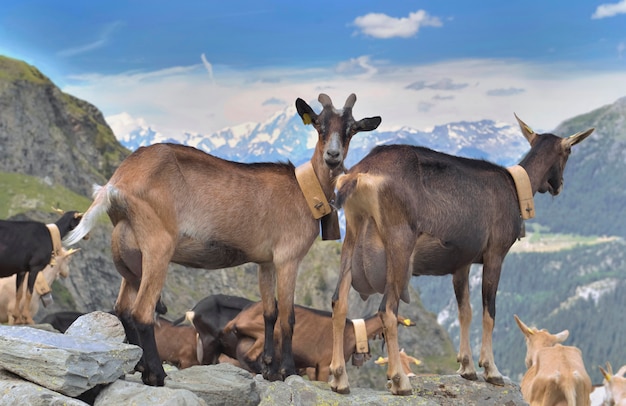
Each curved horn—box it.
[514,314,534,335]
[600,364,612,382]
[52,207,64,215]
[318,93,333,108]
[343,93,356,109]
[61,247,81,257]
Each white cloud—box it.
[592,0,626,19]
[486,87,525,97]
[353,10,442,39]
[335,55,378,77]
[58,21,123,57]
[201,53,214,82]
[61,57,626,141]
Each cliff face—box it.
[0,55,128,197]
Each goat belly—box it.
[172,239,250,269]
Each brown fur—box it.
[222,301,410,382]
[62,93,381,386]
[515,315,591,406]
[329,116,594,395]
[154,316,200,369]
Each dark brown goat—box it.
[153,316,200,369]
[328,115,594,395]
[62,93,381,386]
[221,301,412,382]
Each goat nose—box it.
[327,149,340,158]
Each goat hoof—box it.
[460,372,478,381]
[485,375,505,386]
[262,370,283,382]
[141,370,166,387]
[331,386,350,395]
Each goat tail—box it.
[62,184,113,246]
[335,172,385,211]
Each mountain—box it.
[113,106,530,169]
[0,56,129,198]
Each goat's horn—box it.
[74,212,83,218]
[343,93,356,109]
[514,314,534,335]
[600,365,612,381]
[318,93,333,108]
[514,113,534,135]
[52,207,64,214]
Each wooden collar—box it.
[352,318,369,354]
[506,165,535,220]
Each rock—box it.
[0,369,89,406]
[0,325,142,397]
[93,379,207,406]
[65,311,126,343]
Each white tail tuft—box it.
[62,184,112,246]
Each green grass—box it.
[0,55,50,85]
[0,171,93,218]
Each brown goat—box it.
[62,93,381,386]
[329,115,593,395]
[153,316,200,369]
[515,315,591,406]
[221,301,412,382]
[599,362,626,406]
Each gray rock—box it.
[94,379,207,406]
[0,325,142,397]
[65,311,126,343]
[0,369,89,406]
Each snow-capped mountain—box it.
[110,105,530,169]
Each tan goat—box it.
[374,349,421,377]
[0,247,78,324]
[599,362,626,406]
[62,93,381,386]
[514,314,591,406]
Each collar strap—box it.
[45,224,63,264]
[352,318,369,354]
[506,165,535,220]
[295,161,332,220]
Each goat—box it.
[515,315,591,406]
[0,247,78,324]
[178,294,254,365]
[328,115,594,395]
[154,316,200,369]
[0,211,82,325]
[599,362,626,406]
[39,310,85,332]
[61,93,381,386]
[221,300,413,382]
[374,349,421,377]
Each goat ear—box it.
[554,329,569,342]
[354,116,382,133]
[564,128,594,148]
[296,98,318,125]
[514,113,537,145]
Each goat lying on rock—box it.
[515,315,591,406]
[329,115,593,394]
[62,93,381,385]
[222,300,413,382]
[599,362,626,406]
[374,349,421,377]
[0,211,82,325]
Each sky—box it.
[0,1,625,140]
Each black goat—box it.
[328,115,594,395]
[0,211,82,324]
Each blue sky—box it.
[1,1,625,139]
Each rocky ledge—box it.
[0,312,526,405]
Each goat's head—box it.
[514,314,569,369]
[515,114,593,196]
[296,93,381,174]
[55,247,80,278]
[600,362,626,405]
